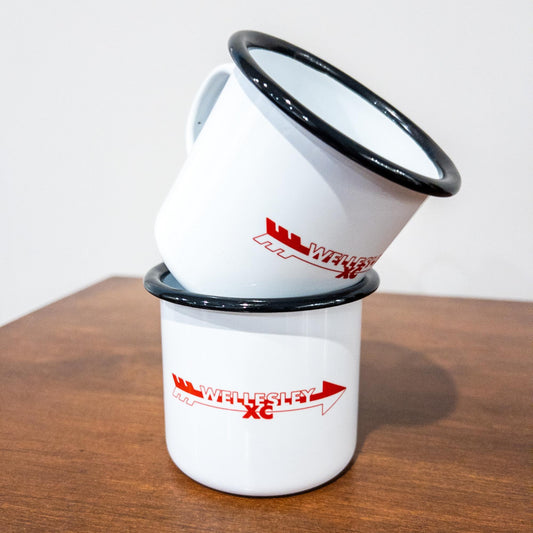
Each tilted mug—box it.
[155,31,460,298]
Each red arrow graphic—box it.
[252,217,380,276]
[292,381,346,415]
[311,381,346,414]
[171,375,346,418]
[173,374,203,398]
[310,381,346,401]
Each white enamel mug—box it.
[155,31,460,298]
[144,263,379,496]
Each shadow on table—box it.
[273,340,459,495]
[356,340,457,452]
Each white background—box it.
[1,0,532,325]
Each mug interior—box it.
[229,31,461,197]
[250,48,439,179]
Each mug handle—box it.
[185,63,233,153]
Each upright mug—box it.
[144,262,380,496]
[155,31,460,298]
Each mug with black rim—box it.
[155,30,460,298]
[144,262,380,496]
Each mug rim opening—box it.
[144,263,380,313]
[228,30,460,197]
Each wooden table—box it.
[1,278,530,532]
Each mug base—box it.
[166,445,357,497]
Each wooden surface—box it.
[0,278,531,532]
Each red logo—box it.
[253,218,379,279]
[172,374,346,420]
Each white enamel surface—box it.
[155,66,425,298]
[160,299,362,496]
[250,49,440,180]
[185,63,233,153]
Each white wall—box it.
[1,0,532,325]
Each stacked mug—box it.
[144,31,460,496]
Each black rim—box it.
[144,263,379,313]
[228,30,460,197]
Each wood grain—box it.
[0,278,531,532]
